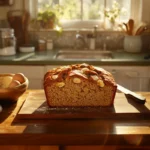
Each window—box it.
[38,0,130,20]
[25,0,142,29]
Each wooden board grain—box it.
[16,90,150,120]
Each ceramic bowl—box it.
[0,73,29,102]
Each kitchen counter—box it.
[0,89,150,149]
[0,50,150,66]
[1,50,150,91]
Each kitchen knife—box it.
[117,84,146,104]
[0,105,2,113]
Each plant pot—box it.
[40,20,54,29]
[124,35,142,53]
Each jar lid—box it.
[0,28,14,37]
[47,39,53,42]
[38,39,46,43]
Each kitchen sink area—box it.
[25,49,114,61]
[53,50,113,60]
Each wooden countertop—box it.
[0,90,150,146]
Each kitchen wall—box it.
[0,0,23,19]
[141,0,150,23]
[0,0,24,27]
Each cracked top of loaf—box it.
[44,63,117,87]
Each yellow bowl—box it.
[0,73,29,102]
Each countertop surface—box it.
[0,49,150,66]
[0,89,150,146]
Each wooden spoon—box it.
[128,19,134,35]
[135,25,147,35]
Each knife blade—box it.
[117,84,146,104]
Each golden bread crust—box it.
[44,63,117,107]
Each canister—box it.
[0,28,16,55]
[38,39,46,51]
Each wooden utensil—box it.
[127,19,134,35]
[135,25,147,35]
[123,23,129,34]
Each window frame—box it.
[25,0,142,30]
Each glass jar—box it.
[0,28,16,55]
[38,39,46,51]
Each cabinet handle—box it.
[126,71,139,78]
[111,69,116,74]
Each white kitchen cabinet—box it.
[102,66,150,92]
[0,65,45,89]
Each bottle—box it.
[87,33,95,50]
[46,39,53,50]
[89,38,95,50]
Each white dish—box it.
[19,46,35,53]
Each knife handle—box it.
[126,92,146,104]
[0,105,2,113]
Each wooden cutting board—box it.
[16,90,150,120]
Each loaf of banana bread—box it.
[43,63,117,107]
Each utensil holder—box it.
[124,35,142,53]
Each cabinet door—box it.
[101,66,150,92]
[0,65,45,89]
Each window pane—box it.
[60,0,81,20]
[82,0,104,20]
[38,0,59,11]
[106,0,130,21]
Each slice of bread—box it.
[44,63,117,107]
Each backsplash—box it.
[29,30,124,50]
[29,30,150,52]
[0,19,9,28]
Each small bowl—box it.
[0,73,29,102]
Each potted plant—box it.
[31,4,63,30]
[37,9,56,29]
